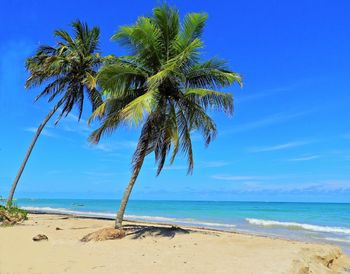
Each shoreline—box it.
[1,213,350,273]
[24,208,350,254]
[27,209,241,233]
[23,210,323,242]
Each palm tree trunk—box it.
[6,101,63,207]
[114,160,144,229]
[114,114,154,229]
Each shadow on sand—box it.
[123,224,191,239]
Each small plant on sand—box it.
[0,205,28,226]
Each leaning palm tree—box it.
[89,4,242,229]
[6,21,102,206]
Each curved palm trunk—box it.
[115,158,145,229]
[6,101,63,207]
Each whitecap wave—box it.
[322,237,350,244]
[246,218,350,234]
[22,206,236,229]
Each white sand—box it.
[0,213,349,274]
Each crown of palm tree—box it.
[90,5,242,175]
[6,21,104,207]
[26,20,103,122]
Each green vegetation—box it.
[89,4,242,229]
[0,205,28,225]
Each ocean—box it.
[11,199,350,253]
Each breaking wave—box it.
[246,218,350,235]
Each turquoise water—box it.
[12,199,350,253]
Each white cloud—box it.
[287,155,320,161]
[249,141,310,153]
[200,161,230,168]
[240,181,350,193]
[209,179,350,193]
[211,175,272,181]
[225,110,313,135]
[50,112,91,134]
[24,127,56,138]
[86,140,137,152]
[237,86,290,103]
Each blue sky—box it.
[0,0,350,202]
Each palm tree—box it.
[6,21,102,206]
[89,4,242,229]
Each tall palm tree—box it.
[6,21,102,206]
[89,4,242,229]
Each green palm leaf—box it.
[90,4,241,175]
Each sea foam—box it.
[246,218,350,234]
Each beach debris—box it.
[56,227,63,230]
[33,234,49,241]
[80,228,126,242]
[0,206,27,225]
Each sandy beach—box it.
[0,213,349,274]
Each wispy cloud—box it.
[225,110,314,135]
[200,161,230,168]
[237,181,350,193]
[237,86,290,103]
[24,127,56,138]
[249,141,310,153]
[88,143,113,152]
[50,112,91,135]
[211,175,273,181]
[209,177,350,193]
[287,155,320,161]
[86,140,137,152]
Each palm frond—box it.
[119,90,158,126]
[97,60,147,96]
[91,4,241,177]
[26,20,103,125]
[185,88,234,114]
[179,12,208,48]
[186,58,242,89]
